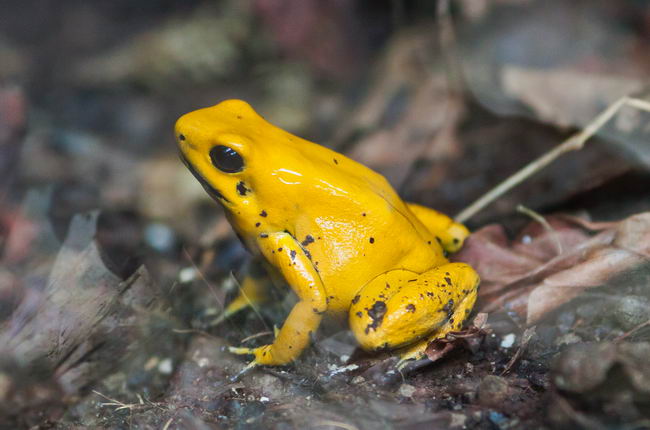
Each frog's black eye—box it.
[210,145,244,173]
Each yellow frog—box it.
[175,99,479,370]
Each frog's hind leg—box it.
[211,259,273,326]
[394,284,478,369]
[349,263,479,364]
[406,203,470,253]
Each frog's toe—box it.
[396,351,425,370]
[396,357,412,371]
[229,360,258,382]
[208,312,228,327]
[229,344,277,365]
[228,346,255,355]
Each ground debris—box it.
[456,212,650,324]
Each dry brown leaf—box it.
[456,212,650,324]
[424,313,490,362]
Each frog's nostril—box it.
[179,134,186,141]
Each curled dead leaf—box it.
[424,314,491,362]
[456,212,650,325]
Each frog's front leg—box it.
[229,232,327,366]
[349,263,479,363]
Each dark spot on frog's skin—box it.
[333,158,338,165]
[301,235,315,246]
[427,240,431,245]
[365,301,387,334]
[313,307,324,314]
[406,304,416,313]
[408,279,416,282]
[290,250,297,260]
[362,213,366,217]
[352,295,360,304]
[369,237,375,244]
[255,222,261,227]
[444,277,452,286]
[278,247,283,252]
[356,311,362,318]
[179,134,186,141]
[236,181,250,196]
[435,236,442,244]
[304,249,312,260]
[443,299,454,319]
[260,210,268,217]
[260,233,268,238]
[237,115,242,119]
[426,292,434,297]
[453,238,460,244]
[445,272,450,276]
[450,318,455,325]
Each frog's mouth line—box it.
[179,152,231,204]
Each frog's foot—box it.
[395,343,427,370]
[228,344,278,365]
[209,309,235,327]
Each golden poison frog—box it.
[175,100,479,370]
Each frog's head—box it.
[176,99,351,233]
[175,99,259,209]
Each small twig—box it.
[516,205,563,255]
[614,319,650,342]
[240,330,274,344]
[161,417,174,430]
[182,247,226,312]
[313,420,360,430]
[455,96,650,223]
[92,390,140,411]
[501,326,536,376]
[437,0,465,94]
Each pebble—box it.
[500,333,516,348]
[398,383,417,398]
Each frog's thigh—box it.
[349,263,479,352]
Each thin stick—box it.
[516,205,563,255]
[455,96,650,223]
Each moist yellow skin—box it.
[176,99,479,367]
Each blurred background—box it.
[1,1,650,428]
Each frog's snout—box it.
[174,115,195,152]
